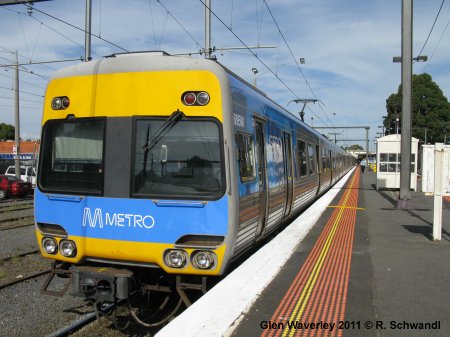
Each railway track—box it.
[0,217,34,231]
[0,249,50,290]
[0,204,33,214]
[0,268,50,290]
[0,197,33,207]
[0,205,34,231]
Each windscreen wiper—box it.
[143,110,184,151]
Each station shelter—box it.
[376,134,419,191]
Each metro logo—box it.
[82,207,155,229]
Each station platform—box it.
[156,168,450,337]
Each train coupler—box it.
[70,266,134,304]
[176,275,208,307]
[40,261,72,297]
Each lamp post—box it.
[252,68,258,87]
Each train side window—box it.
[297,140,308,177]
[322,147,327,171]
[236,133,256,182]
[307,143,315,174]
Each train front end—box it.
[35,53,235,306]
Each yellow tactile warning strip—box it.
[261,168,362,337]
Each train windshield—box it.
[39,119,105,194]
[133,118,224,199]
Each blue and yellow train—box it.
[35,51,353,322]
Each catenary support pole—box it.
[397,0,414,209]
[85,0,92,61]
[204,0,211,59]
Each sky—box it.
[0,0,449,149]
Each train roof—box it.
[50,51,226,79]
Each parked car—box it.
[4,165,36,186]
[0,174,32,199]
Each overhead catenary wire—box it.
[19,5,129,53]
[416,0,447,59]
[262,0,334,128]
[198,0,330,127]
[0,84,44,97]
[156,0,202,51]
[422,14,450,72]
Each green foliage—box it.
[385,73,450,144]
[347,144,363,151]
[0,123,15,141]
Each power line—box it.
[0,84,44,97]
[156,0,202,50]
[0,44,56,74]
[197,0,330,127]
[262,0,333,127]
[417,0,447,58]
[28,12,89,54]
[24,5,129,53]
[0,72,44,89]
[423,14,450,72]
[0,94,43,104]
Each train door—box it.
[282,132,294,217]
[255,120,268,238]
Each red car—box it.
[0,174,32,199]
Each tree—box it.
[347,144,363,151]
[0,123,14,141]
[385,73,450,144]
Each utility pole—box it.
[397,0,414,209]
[85,0,92,61]
[204,0,211,59]
[365,127,369,167]
[14,51,20,179]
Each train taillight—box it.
[181,91,210,106]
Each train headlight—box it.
[42,237,58,254]
[164,250,187,268]
[59,240,77,257]
[192,250,216,270]
[51,96,70,110]
[196,92,210,106]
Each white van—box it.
[5,166,37,186]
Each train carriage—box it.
[35,51,352,325]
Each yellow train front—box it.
[35,52,237,310]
